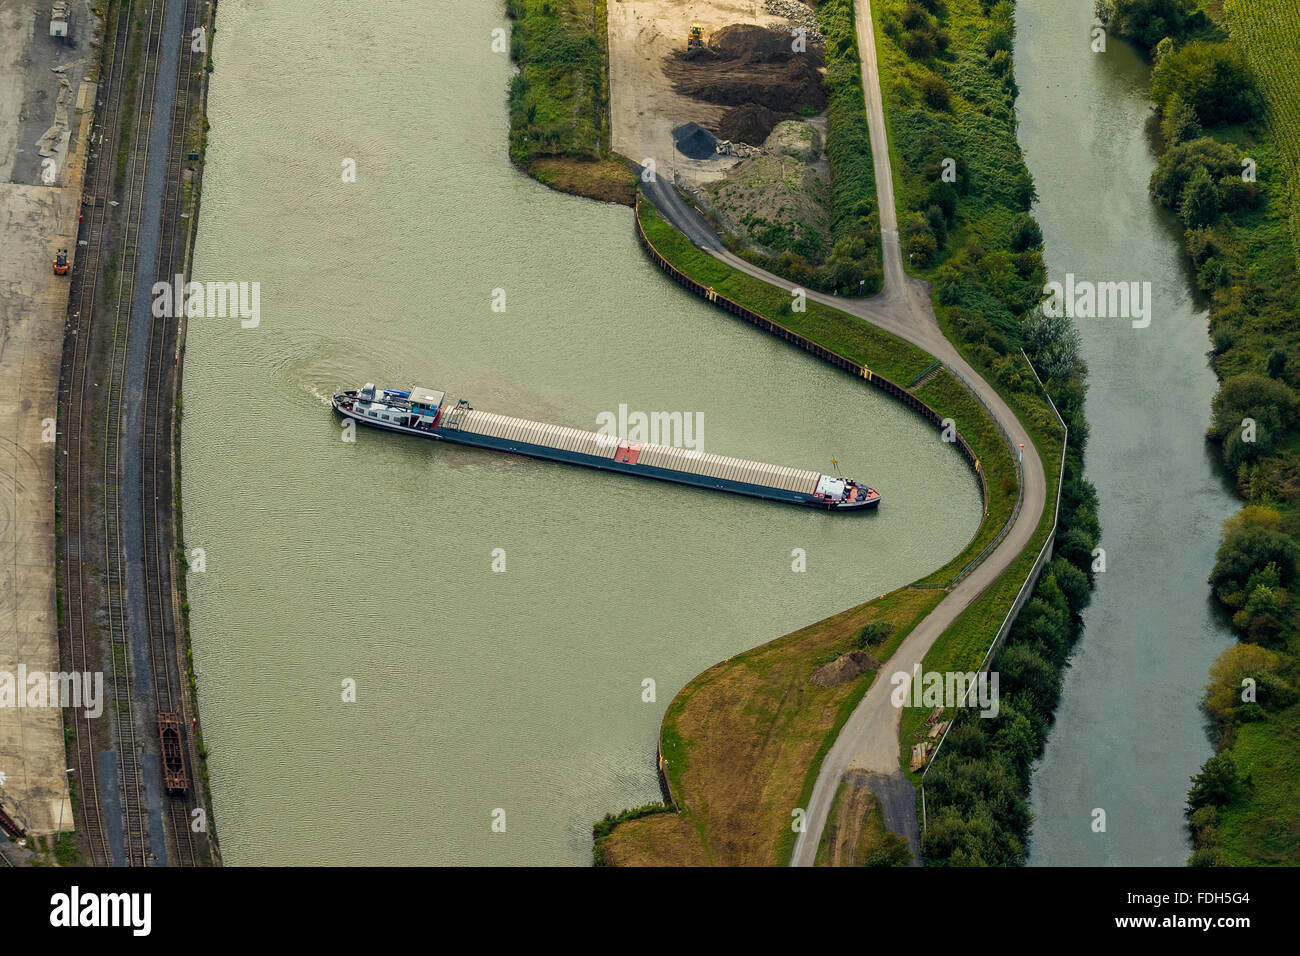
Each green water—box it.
[1016,0,1236,865]
[183,0,980,864]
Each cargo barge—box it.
[331,384,880,511]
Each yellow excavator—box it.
[688,23,704,52]
[53,248,69,276]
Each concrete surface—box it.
[0,0,94,837]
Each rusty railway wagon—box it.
[157,712,188,792]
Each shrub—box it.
[1009,213,1043,251]
[908,228,938,266]
[1180,166,1219,227]
[854,620,894,649]
[903,29,936,60]
[1209,519,1299,607]
[1187,752,1244,812]
[1096,0,1196,52]
[1151,40,1262,128]
[921,73,951,109]
[1209,373,1300,470]
[1150,137,1241,208]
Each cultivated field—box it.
[1226,0,1300,267]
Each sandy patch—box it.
[607,0,799,185]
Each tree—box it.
[927,181,958,223]
[1211,373,1299,438]
[1021,305,1085,385]
[1150,137,1241,208]
[1204,642,1282,725]
[1180,166,1219,227]
[1049,558,1092,616]
[1009,213,1043,251]
[1160,94,1202,145]
[993,709,1038,785]
[1216,175,1259,212]
[1055,526,1100,580]
[1209,521,1299,607]
[1011,170,1037,211]
[926,204,948,245]
[1151,41,1262,127]
[1209,373,1299,470]
[997,644,1061,712]
[1187,752,1242,812]
[1096,0,1194,52]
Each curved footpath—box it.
[639,0,1047,866]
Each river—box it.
[1016,0,1237,865]
[181,0,980,865]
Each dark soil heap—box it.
[665,24,827,116]
[712,102,797,145]
[809,651,879,687]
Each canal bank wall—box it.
[635,194,989,503]
[628,187,1070,859]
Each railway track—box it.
[57,0,209,867]
[103,0,173,868]
[144,0,206,869]
[58,0,138,870]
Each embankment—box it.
[790,0,1094,865]
[592,0,1089,869]
[504,0,636,203]
[595,193,1043,865]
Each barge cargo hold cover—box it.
[332,383,879,511]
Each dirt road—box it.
[627,0,1048,868]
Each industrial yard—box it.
[0,0,215,867]
[0,0,94,849]
[608,0,835,261]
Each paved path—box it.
[638,0,1048,867]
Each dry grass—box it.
[596,586,941,865]
[596,810,711,866]
[525,157,636,205]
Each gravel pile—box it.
[763,0,825,45]
[672,122,719,160]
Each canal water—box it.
[1016,1,1236,864]
[183,0,980,864]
